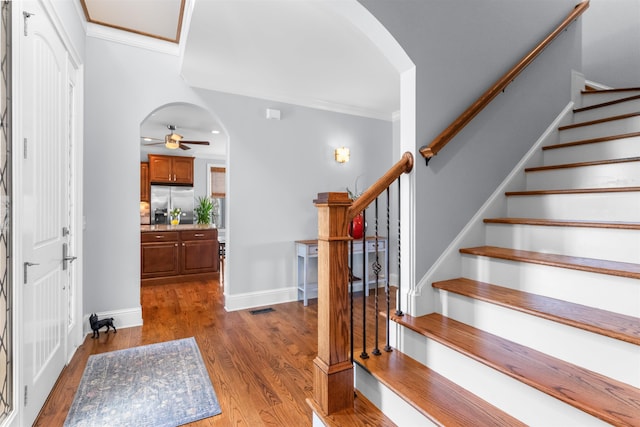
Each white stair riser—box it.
[574,98,640,122]
[397,327,609,426]
[461,255,640,317]
[354,364,436,427]
[543,136,640,165]
[438,290,640,388]
[579,92,640,108]
[485,223,640,264]
[559,116,640,143]
[525,162,640,190]
[507,192,640,222]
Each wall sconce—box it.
[335,147,350,163]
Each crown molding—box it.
[86,22,179,56]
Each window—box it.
[209,166,226,228]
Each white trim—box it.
[40,0,82,66]
[224,287,298,312]
[409,102,575,316]
[86,22,180,56]
[82,307,143,337]
[584,80,613,91]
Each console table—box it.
[296,236,388,306]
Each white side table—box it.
[296,236,388,306]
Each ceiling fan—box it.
[142,125,210,150]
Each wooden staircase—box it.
[353,88,640,426]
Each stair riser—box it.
[396,327,609,426]
[507,192,640,222]
[543,136,640,165]
[525,162,640,190]
[437,290,640,387]
[461,255,640,317]
[354,364,436,427]
[485,224,640,264]
[559,116,640,143]
[580,91,640,108]
[574,98,640,122]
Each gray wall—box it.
[582,0,640,87]
[83,36,393,315]
[361,0,581,284]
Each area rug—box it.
[64,337,221,427]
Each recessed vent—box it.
[249,307,275,315]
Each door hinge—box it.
[23,138,27,159]
[24,385,27,406]
[23,11,35,37]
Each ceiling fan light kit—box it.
[143,124,211,151]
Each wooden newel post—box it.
[312,192,354,415]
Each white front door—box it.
[20,1,71,424]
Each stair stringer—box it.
[407,102,575,317]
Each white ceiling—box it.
[81,0,400,155]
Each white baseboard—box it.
[224,287,299,312]
[83,307,143,336]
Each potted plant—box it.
[169,207,182,225]
[194,196,214,225]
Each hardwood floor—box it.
[33,276,395,426]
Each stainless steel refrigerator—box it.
[150,186,195,224]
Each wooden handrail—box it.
[419,1,590,164]
[348,151,414,219]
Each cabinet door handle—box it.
[155,235,164,239]
[194,233,204,237]
[175,243,178,247]
[173,174,176,181]
[168,174,171,180]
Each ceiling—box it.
[81,0,400,155]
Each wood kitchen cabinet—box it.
[140,162,150,201]
[141,227,219,282]
[141,232,180,278]
[148,154,194,185]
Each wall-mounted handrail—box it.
[419,1,589,165]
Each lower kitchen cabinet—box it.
[141,228,219,281]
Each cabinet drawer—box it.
[367,239,386,251]
[180,230,217,241]
[141,232,179,243]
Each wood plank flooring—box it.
[33,277,394,426]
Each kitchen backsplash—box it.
[140,201,150,225]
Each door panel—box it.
[21,1,68,424]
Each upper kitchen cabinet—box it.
[140,162,150,201]
[148,154,194,186]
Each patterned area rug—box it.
[64,337,221,427]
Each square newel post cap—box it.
[313,192,352,206]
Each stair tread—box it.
[542,131,640,151]
[390,312,640,426]
[525,156,640,172]
[355,348,525,427]
[459,245,640,279]
[559,111,640,131]
[574,94,640,113]
[307,395,397,427]
[484,217,640,230]
[505,186,640,196]
[433,278,640,345]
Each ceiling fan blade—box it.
[180,140,210,145]
[141,136,163,142]
[143,142,165,146]
[179,143,191,150]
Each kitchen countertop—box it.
[141,224,218,232]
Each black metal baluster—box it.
[350,238,354,364]
[372,197,381,356]
[384,187,393,352]
[395,179,404,317]
[360,208,369,360]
